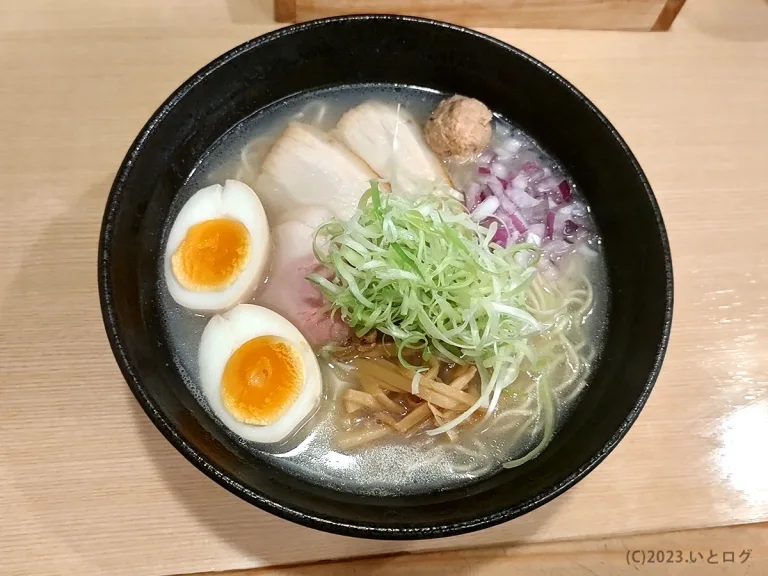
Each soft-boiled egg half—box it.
[199,304,323,443]
[164,179,269,312]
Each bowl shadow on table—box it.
[131,400,566,574]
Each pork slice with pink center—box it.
[256,209,351,348]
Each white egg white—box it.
[199,304,323,443]
[164,179,269,312]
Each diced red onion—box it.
[495,210,515,231]
[493,147,513,161]
[478,151,494,164]
[496,124,512,139]
[474,173,492,187]
[553,210,569,234]
[528,223,545,238]
[536,176,558,193]
[510,173,527,190]
[526,232,542,246]
[466,181,482,211]
[491,163,508,179]
[481,217,510,247]
[506,185,540,209]
[498,197,515,217]
[521,161,546,183]
[510,213,528,234]
[502,137,523,153]
[564,223,589,245]
[527,199,548,221]
[471,196,500,222]
[570,201,587,218]
[544,211,555,240]
[487,177,505,199]
[493,227,509,247]
[462,139,595,257]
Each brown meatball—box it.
[424,96,493,161]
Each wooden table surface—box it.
[1,0,767,574]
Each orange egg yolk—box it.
[221,336,304,425]
[171,218,250,291]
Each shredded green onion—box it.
[308,182,545,434]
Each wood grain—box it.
[189,523,768,575]
[285,0,680,31]
[274,0,296,21]
[652,0,688,30]
[1,0,767,575]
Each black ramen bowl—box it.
[99,15,673,539]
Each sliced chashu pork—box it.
[335,101,462,200]
[254,122,377,220]
[256,206,351,348]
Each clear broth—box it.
[159,84,609,496]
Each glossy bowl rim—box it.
[98,14,674,540]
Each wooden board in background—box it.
[275,0,687,31]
